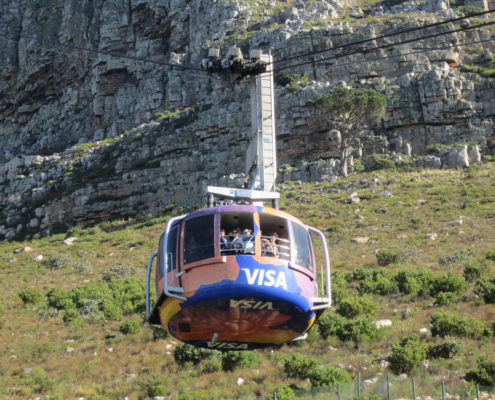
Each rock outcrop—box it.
[0,0,494,238]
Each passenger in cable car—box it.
[220,229,229,251]
[230,229,244,254]
[262,232,279,258]
[241,228,255,254]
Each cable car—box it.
[146,187,331,350]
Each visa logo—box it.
[230,299,275,311]
[241,268,287,290]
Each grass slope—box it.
[1,164,494,399]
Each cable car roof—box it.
[181,204,307,226]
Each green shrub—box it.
[174,344,218,366]
[331,271,352,303]
[119,319,141,335]
[308,365,351,387]
[394,269,421,295]
[428,337,463,359]
[457,5,484,15]
[202,358,221,373]
[389,334,428,375]
[465,356,495,386]
[376,248,399,266]
[148,384,167,397]
[433,292,458,306]
[485,250,495,262]
[354,268,398,295]
[336,296,377,319]
[284,353,318,379]
[367,154,396,171]
[18,288,44,305]
[430,310,484,338]
[429,271,466,297]
[336,316,380,346]
[63,308,81,323]
[46,287,76,310]
[42,254,72,270]
[270,387,297,400]
[317,312,347,339]
[221,351,257,371]
[464,258,486,282]
[152,329,169,341]
[475,276,495,303]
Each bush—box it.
[46,287,76,310]
[284,353,318,379]
[376,249,399,266]
[270,387,297,400]
[148,384,167,397]
[465,356,495,386]
[119,319,141,335]
[221,351,257,371]
[430,310,484,338]
[336,316,380,346]
[46,277,146,324]
[464,258,486,282]
[428,337,463,359]
[394,269,421,295]
[42,254,72,270]
[433,292,458,306]
[174,344,219,366]
[152,329,168,341]
[475,276,495,303]
[202,358,221,373]
[336,296,377,319]
[367,154,396,171]
[389,334,428,375]
[308,365,351,387]
[485,250,495,262]
[354,268,397,295]
[429,271,466,297]
[18,288,44,305]
[317,312,347,339]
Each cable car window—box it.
[291,222,313,270]
[259,214,290,260]
[220,212,254,255]
[184,215,214,264]
[167,226,179,272]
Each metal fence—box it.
[272,373,495,400]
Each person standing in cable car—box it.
[242,228,255,254]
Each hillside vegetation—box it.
[1,163,495,399]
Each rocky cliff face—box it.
[0,0,494,238]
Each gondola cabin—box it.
[146,192,331,350]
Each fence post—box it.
[387,373,391,400]
[273,392,277,400]
[357,372,361,398]
[476,383,480,400]
[412,376,416,400]
[442,380,445,400]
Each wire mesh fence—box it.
[270,373,495,400]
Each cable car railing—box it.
[146,214,186,324]
[307,225,332,311]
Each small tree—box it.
[308,87,387,176]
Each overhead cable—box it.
[272,8,495,66]
[274,18,495,73]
